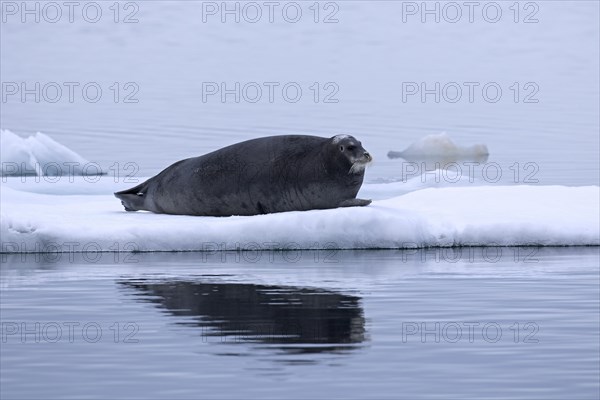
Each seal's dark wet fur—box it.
[115,135,372,216]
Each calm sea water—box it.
[1,248,599,399]
[1,1,599,184]
[1,1,599,399]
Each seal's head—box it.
[331,135,372,174]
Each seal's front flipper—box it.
[339,198,372,208]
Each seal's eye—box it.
[339,145,344,152]
[347,145,356,151]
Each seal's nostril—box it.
[364,152,371,160]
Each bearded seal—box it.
[114,134,372,216]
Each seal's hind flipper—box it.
[121,200,138,212]
[114,183,147,212]
[338,198,371,208]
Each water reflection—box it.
[119,279,366,354]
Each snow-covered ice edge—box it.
[1,181,598,253]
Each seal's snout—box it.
[358,150,372,165]
[349,151,372,174]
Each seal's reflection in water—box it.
[119,280,366,355]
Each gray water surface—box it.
[1,1,599,184]
[1,248,599,399]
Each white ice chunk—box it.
[1,130,92,176]
[388,132,489,159]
